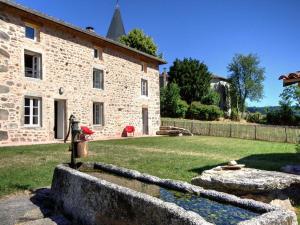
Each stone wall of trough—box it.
[0,10,160,144]
[51,163,298,225]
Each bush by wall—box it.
[230,108,240,121]
[246,112,262,123]
[187,102,223,121]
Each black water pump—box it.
[64,115,81,169]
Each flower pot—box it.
[77,141,88,158]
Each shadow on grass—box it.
[189,153,300,175]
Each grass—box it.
[0,136,299,221]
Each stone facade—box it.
[0,3,163,145]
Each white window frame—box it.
[93,68,104,90]
[24,50,42,79]
[141,79,148,96]
[25,24,37,41]
[24,97,41,127]
[93,102,104,125]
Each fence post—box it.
[173,121,176,127]
[285,127,288,143]
[191,120,194,134]
[230,124,232,137]
[254,125,257,140]
[208,123,211,136]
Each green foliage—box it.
[160,83,188,118]
[119,29,159,57]
[265,86,300,126]
[280,85,300,108]
[168,58,212,104]
[176,99,189,118]
[246,112,262,123]
[230,108,240,121]
[228,54,265,114]
[187,102,223,121]
[201,89,220,106]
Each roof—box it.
[0,0,166,65]
[279,71,300,87]
[212,75,228,82]
[106,5,126,41]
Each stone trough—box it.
[51,163,297,225]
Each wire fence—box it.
[161,118,300,144]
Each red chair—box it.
[81,126,95,140]
[125,125,135,137]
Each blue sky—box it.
[15,0,300,107]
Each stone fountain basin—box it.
[51,163,297,225]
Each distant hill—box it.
[247,106,279,114]
[247,106,300,116]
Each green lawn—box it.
[0,136,299,221]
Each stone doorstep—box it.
[0,188,71,225]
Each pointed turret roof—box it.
[106,3,126,41]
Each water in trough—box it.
[81,169,260,225]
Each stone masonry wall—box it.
[0,10,161,145]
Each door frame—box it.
[54,99,67,140]
[142,107,149,135]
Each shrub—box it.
[201,89,220,106]
[160,83,188,118]
[187,102,222,121]
[246,112,262,123]
[230,108,240,121]
[176,99,189,118]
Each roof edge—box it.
[0,0,166,65]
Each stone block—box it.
[0,65,8,72]
[0,85,9,93]
[0,30,9,41]
[0,48,10,58]
[0,131,8,141]
[0,109,8,120]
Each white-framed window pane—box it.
[141,79,148,96]
[33,116,39,125]
[93,103,104,125]
[93,69,104,89]
[24,97,41,126]
[24,50,42,79]
[25,26,35,39]
[24,107,30,116]
[24,116,30,124]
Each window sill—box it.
[23,125,42,129]
[92,88,104,91]
[25,76,42,81]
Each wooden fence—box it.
[161,118,300,144]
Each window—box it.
[94,49,99,58]
[141,79,148,96]
[24,97,41,127]
[93,68,104,89]
[25,25,36,40]
[24,50,42,79]
[93,102,104,125]
[94,47,103,60]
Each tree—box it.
[160,83,188,118]
[168,58,212,104]
[119,29,160,57]
[280,85,300,107]
[228,54,265,115]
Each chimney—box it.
[86,26,95,32]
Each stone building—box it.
[0,0,165,145]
